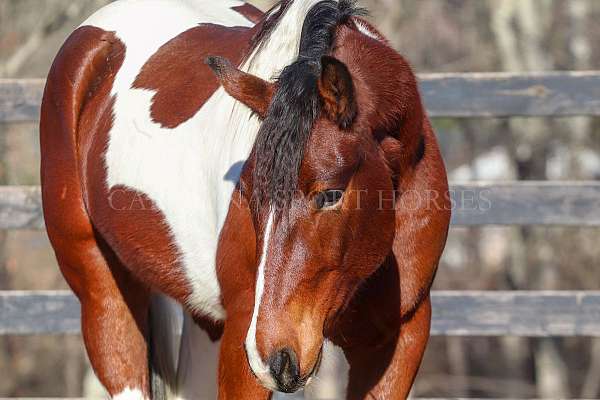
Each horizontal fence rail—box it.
[0,79,43,123]
[420,71,600,118]
[450,181,600,226]
[2,72,600,122]
[1,290,599,336]
[0,186,43,230]
[1,183,599,230]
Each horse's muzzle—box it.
[268,348,304,393]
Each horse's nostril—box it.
[272,349,290,376]
[268,348,302,393]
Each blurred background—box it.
[1,0,599,398]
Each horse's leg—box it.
[217,310,271,400]
[331,258,432,400]
[51,231,151,399]
[342,296,431,400]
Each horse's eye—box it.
[314,190,344,210]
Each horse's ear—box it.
[206,56,275,119]
[317,56,357,130]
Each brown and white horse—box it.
[40,0,450,399]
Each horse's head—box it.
[208,22,424,392]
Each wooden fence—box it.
[1,73,600,397]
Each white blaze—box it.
[245,210,277,390]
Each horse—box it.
[40,0,450,399]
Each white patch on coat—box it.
[112,387,147,400]
[245,210,277,390]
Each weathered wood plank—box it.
[0,186,44,230]
[450,181,600,226]
[3,73,600,122]
[1,182,599,230]
[0,291,80,335]
[420,71,600,117]
[0,79,44,123]
[431,291,600,337]
[2,291,599,336]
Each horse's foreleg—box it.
[217,313,271,400]
[80,271,151,399]
[54,236,151,399]
[342,296,431,400]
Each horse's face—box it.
[252,121,395,388]
[210,55,396,392]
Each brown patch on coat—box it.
[133,24,255,128]
[232,4,264,24]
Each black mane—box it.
[251,0,364,212]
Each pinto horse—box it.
[40,0,450,399]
